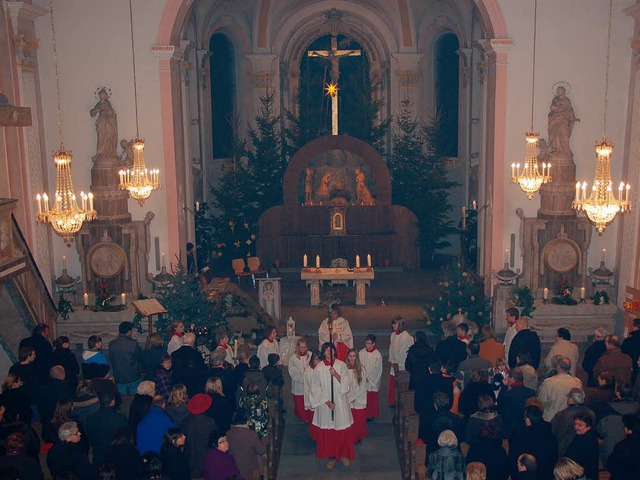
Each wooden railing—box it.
[394,371,427,480]
[257,397,284,480]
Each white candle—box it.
[601,248,606,263]
[121,293,126,305]
[356,255,360,268]
[195,201,200,211]
[575,182,580,203]
[83,293,89,306]
[234,338,238,359]
[582,182,587,201]
[303,254,308,268]
[626,184,631,204]
[504,249,509,264]
[316,255,320,269]
[36,194,42,214]
[580,287,586,299]
[367,254,372,267]
[62,256,67,269]
[472,200,477,211]
[161,252,166,268]
[511,163,516,178]
[547,164,551,176]
[43,193,49,212]
[543,288,549,300]
[88,192,94,211]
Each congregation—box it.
[2,305,640,480]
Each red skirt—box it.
[336,342,349,362]
[309,411,319,440]
[365,391,379,418]
[351,407,368,442]
[388,374,396,406]
[315,425,355,460]
[293,395,308,422]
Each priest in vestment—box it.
[310,342,355,468]
[318,305,353,361]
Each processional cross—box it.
[308,36,361,135]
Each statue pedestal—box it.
[492,284,514,335]
[530,302,619,343]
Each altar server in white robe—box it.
[318,305,353,361]
[257,326,280,369]
[310,342,355,469]
[215,331,235,365]
[359,333,383,419]
[345,348,368,442]
[388,317,414,406]
[288,338,312,422]
[303,351,321,437]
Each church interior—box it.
[2,0,640,477]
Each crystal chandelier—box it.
[573,0,631,233]
[510,0,551,198]
[119,0,161,206]
[35,0,96,247]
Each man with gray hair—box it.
[550,387,595,456]
[582,326,607,387]
[538,356,582,421]
[47,421,94,479]
[594,334,633,384]
[171,332,206,395]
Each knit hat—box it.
[188,393,212,415]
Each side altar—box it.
[258,135,419,269]
[301,267,375,307]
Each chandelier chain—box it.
[603,0,613,138]
[48,0,64,147]
[129,0,140,138]
[530,0,538,131]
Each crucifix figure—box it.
[308,36,361,135]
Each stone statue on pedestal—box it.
[547,86,579,156]
[90,88,118,163]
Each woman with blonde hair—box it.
[427,430,465,480]
[166,384,190,427]
[204,377,233,432]
[345,348,368,442]
[167,320,185,355]
[553,457,585,480]
[466,462,487,480]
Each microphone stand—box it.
[328,318,335,421]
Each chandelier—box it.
[35,0,96,246]
[119,0,161,206]
[510,0,551,198]
[573,0,630,233]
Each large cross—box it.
[308,36,361,135]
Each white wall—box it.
[35,0,168,278]
[498,0,634,276]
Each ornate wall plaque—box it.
[543,239,579,273]
[88,243,126,279]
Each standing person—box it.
[388,317,414,406]
[140,333,166,380]
[108,321,142,394]
[46,421,94,480]
[136,397,176,455]
[565,411,600,480]
[345,348,368,443]
[226,408,266,480]
[0,431,43,480]
[85,391,128,467]
[214,332,234,365]
[508,318,541,369]
[202,431,241,480]
[309,342,354,469]
[435,323,468,371]
[19,323,53,387]
[479,325,505,368]
[622,318,640,383]
[160,428,190,480]
[182,393,218,478]
[594,335,633,384]
[318,305,353,361]
[166,384,190,427]
[186,242,196,275]
[404,330,435,391]
[50,336,80,394]
[288,338,312,422]
[503,308,519,362]
[303,351,321,431]
[582,326,607,387]
[9,346,38,408]
[166,321,185,356]
[358,334,383,420]
[607,414,640,480]
[545,328,580,376]
[171,332,207,396]
[426,430,465,480]
[154,355,173,399]
[257,326,280,369]
[82,335,109,367]
[538,357,582,422]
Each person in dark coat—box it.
[72,380,99,429]
[419,361,456,416]
[405,331,435,390]
[208,348,237,402]
[508,405,558,480]
[497,367,536,437]
[241,355,268,400]
[622,318,640,384]
[0,398,40,461]
[226,407,266,480]
[565,411,600,480]
[104,427,144,480]
[515,453,539,480]
[87,364,122,411]
[85,390,128,466]
[508,318,541,369]
[36,365,73,424]
[204,377,234,434]
[8,346,39,405]
[18,323,53,387]
[458,370,495,423]
[582,327,607,387]
[466,435,508,480]
[50,336,80,394]
[419,391,464,452]
[160,428,190,480]
[182,393,218,478]
[140,333,166,380]
[435,323,468,371]
[550,388,595,457]
[46,421,94,480]
[171,333,207,396]
[129,380,155,441]
[0,431,43,480]
[202,431,241,480]
[108,321,142,394]
[1,373,32,424]
[607,414,640,480]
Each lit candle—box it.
[626,183,631,204]
[195,201,200,211]
[62,256,67,270]
[36,194,42,214]
[504,249,509,264]
[161,252,166,268]
[543,288,549,300]
[356,255,360,268]
[88,192,94,211]
[83,293,89,306]
[575,182,580,203]
[472,200,477,211]
[547,163,551,176]
[601,248,606,263]
[511,163,516,179]
[580,287,586,299]
[43,193,49,212]
[367,254,372,267]
[462,206,466,230]
[316,255,320,269]
[234,338,238,359]
[121,293,126,305]
[303,254,307,268]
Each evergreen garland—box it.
[511,286,536,318]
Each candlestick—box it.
[161,252,166,268]
[543,288,549,300]
[121,293,126,305]
[303,254,308,268]
[62,256,67,270]
[580,287,586,300]
[83,293,89,306]
[316,255,320,269]
[367,254,372,267]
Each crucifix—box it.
[308,36,361,135]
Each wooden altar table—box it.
[300,267,375,306]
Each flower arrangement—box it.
[553,277,578,305]
[95,282,115,310]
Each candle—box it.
[504,249,509,264]
[62,256,67,270]
[83,293,89,306]
[575,182,580,203]
[161,252,166,268]
[234,338,238,359]
[88,192,94,211]
[601,248,606,263]
[511,163,516,178]
[36,194,42,214]
[43,193,49,212]
[626,184,631,204]
[356,255,360,268]
[316,255,320,269]
[580,287,586,299]
[303,254,308,268]
[367,254,372,267]
[472,200,477,211]
[462,206,466,230]
[195,201,200,211]
[121,293,126,305]
[543,288,549,300]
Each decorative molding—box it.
[152,41,190,62]
[477,38,513,56]
[3,1,47,36]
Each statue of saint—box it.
[537,138,550,163]
[119,139,134,167]
[316,172,332,201]
[354,168,374,205]
[90,88,118,162]
[304,168,314,204]
[547,86,579,155]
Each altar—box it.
[300,267,375,306]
